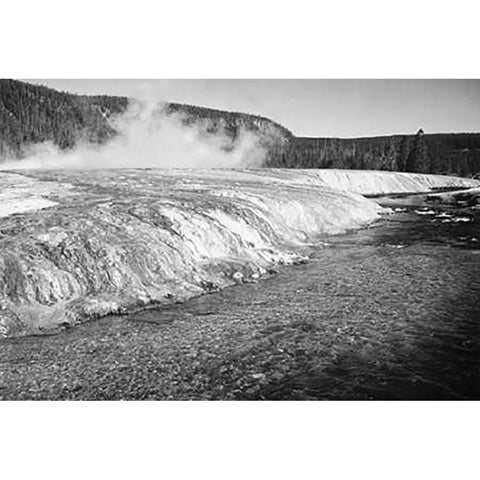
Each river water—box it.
[1,193,479,400]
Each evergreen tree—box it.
[406,129,429,173]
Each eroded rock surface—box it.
[0,169,477,337]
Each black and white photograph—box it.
[1,78,479,400]
[1,1,478,479]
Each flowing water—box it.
[0,193,479,400]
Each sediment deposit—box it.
[0,169,477,337]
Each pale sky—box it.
[28,79,480,138]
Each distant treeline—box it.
[1,79,479,176]
[267,131,480,176]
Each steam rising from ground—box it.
[0,101,266,170]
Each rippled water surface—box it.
[1,193,479,400]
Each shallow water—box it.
[1,193,479,400]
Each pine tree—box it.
[406,129,429,173]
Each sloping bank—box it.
[426,186,480,206]
[303,169,478,195]
[0,169,478,337]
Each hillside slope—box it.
[1,79,479,175]
[0,80,290,163]
[0,79,128,158]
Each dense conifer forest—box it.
[0,79,128,158]
[268,131,480,176]
[1,79,479,176]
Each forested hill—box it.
[0,79,129,158]
[1,79,479,176]
[0,79,291,161]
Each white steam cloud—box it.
[0,100,267,170]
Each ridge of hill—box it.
[1,79,479,175]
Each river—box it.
[1,193,479,400]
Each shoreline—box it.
[1,169,477,338]
[1,204,478,400]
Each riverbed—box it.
[1,193,479,400]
